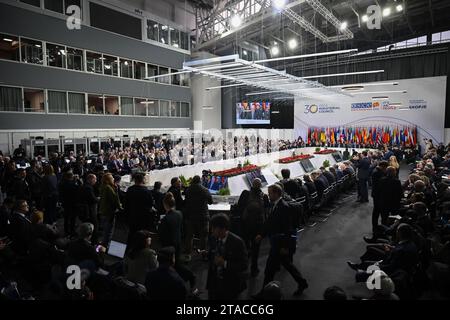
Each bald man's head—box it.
[252,178,262,189]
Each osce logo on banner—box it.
[409,99,427,110]
[351,102,373,111]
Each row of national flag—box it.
[307,126,418,146]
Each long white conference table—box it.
[120,147,366,197]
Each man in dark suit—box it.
[167,177,184,212]
[237,178,269,276]
[355,151,371,202]
[79,174,100,244]
[9,169,30,202]
[184,175,213,255]
[207,214,248,300]
[159,192,197,293]
[280,169,301,199]
[255,184,308,297]
[379,166,403,223]
[145,246,187,300]
[125,173,154,245]
[8,199,33,255]
[370,161,388,234]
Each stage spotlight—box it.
[340,21,348,31]
[271,46,280,56]
[383,7,391,17]
[272,0,287,10]
[231,15,242,28]
[396,4,403,12]
[288,38,298,50]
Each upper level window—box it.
[45,0,64,13]
[67,47,83,71]
[120,97,134,115]
[104,96,119,115]
[147,20,159,41]
[120,58,133,78]
[170,27,180,48]
[20,0,40,7]
[159,25,169,44]
[158,67,170,84]
[0,34,20,61]
[24,88,45,113]
[147,64,158,81]
[21,38,43,65]
[46,43,67,68]
[88,94,104,114]
[86,51,103,74]
[134,61,146,80]
[180,31,189,50]
[48,90,68,113]
[0,86,22,112]
[103,55,118,76]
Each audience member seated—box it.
[124,230,158,285]
[145,246,187,300]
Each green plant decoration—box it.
[315,147,321,152]
[218,187,231,196]
[322,160,330,168]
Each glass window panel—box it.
[120,58,132,78]
[134,98,147,116]
[66,47,83,71]
[180,31,189,50]
[171,69,181,86]
[181,102,190,117]
[120,97,134,115]
[88,94,104,114]
[159,24,169,44]
[103,55,118,76]
[45,0,64,13]
[20,0,41,7]
[0,86,22,112]
[432,32,441,43]
[104,96,119,115]
[180,73,190,87]
[68,92,85,114]
[158,67,170,84]
[24,88,45,113]
[46,43,66,68]
[406,38,418,47]
[134,61,146,80]
[147,20,159,41]
[65,0,82,16]
[148,100,159,116]
[418,36,427,46]
[147,64,158,82]
[48,90,67,113]
[160,100,170,117]
[171,101,180,117]
[21,38,43,65]
[86,51,103,74]
[170,27,180,48]
[0,34,20,61]
[441,31,450,42]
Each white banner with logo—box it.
[294,76,447,147]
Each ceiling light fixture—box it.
[3,38,13,42]
[361,15,368,22]
[231,15,242,28]
[288,38,298,50]
[383,7,391,17]
[271,46,280,56]
[396,4,403,12]
[272,0,287,10]
[340,21,348,31]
